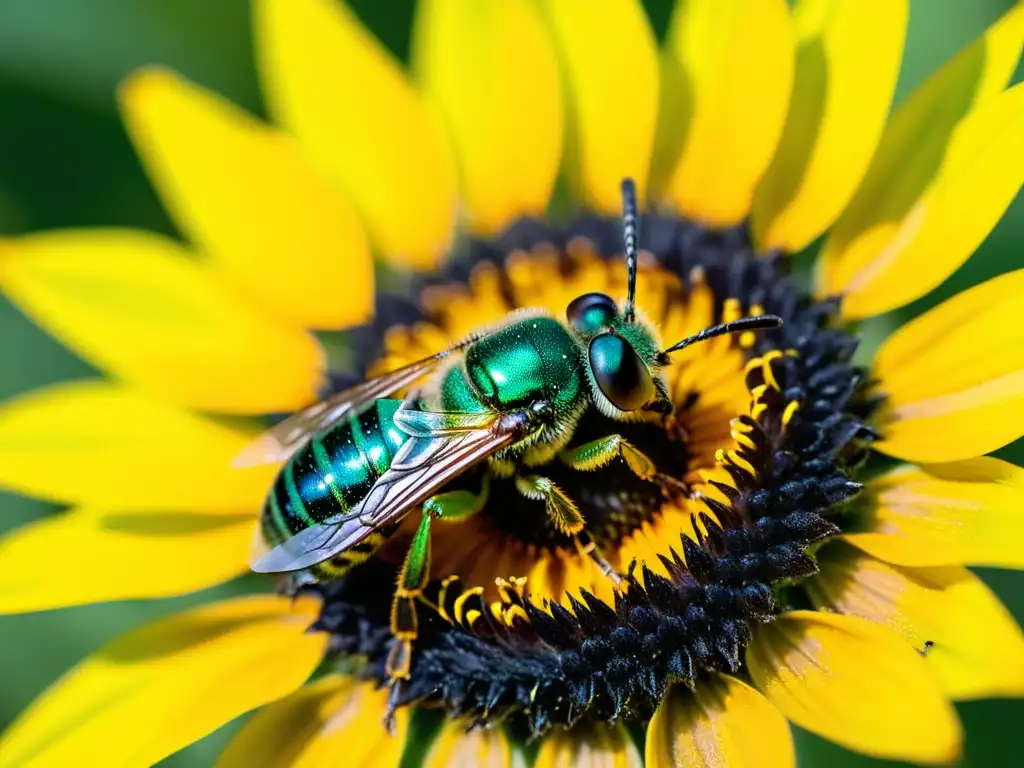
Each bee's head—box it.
[565,179,670,418]
[568,179,782,421]
[567,290,666,418]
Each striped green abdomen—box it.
[260,398,408,579]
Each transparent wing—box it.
[392,406,496,437]
[251,425,514,573]
[233,337,479,468]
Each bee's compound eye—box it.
[567,292,618,335]
[588,333,655,412]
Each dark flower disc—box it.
[309,213,879,735]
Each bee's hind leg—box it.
[385,482,490,728]
[574,529,624,588]
[275,569,316,597]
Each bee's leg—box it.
[515,474,623,588]
[384,508,432,732]
[575,528,623,587]
[423,475,490,523]
[515,474,584,535]
[384,483,490,729]
[387,510,435,680]
[276,570,316,597]
[558,434,686,493]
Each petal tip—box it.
[117,64,179,105]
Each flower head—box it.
[1,0,1023,766]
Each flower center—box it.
[479,409,691,551]
[361,217,765,605]
[312,213,877,734]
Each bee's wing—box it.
[233,338,480,468]
[250,424,514,573]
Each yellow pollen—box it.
[731,429,759,451]
[502,604,530,627]
[716,448,758,478]
[782,400,801,428]
[490,601,505,623]
[454,586,484,625]
[723,298,743,324]
[762,350,785,390]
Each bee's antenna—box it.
[621,178,639,323]
[662,315,783,356]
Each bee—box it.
[236,178,781,697]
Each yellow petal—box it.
[534,722,642,768]
[0,381,278,511]
[0,230,324,414]
[808,542,1024,700]
[818,4,1024,318]
[255,0,457,270]
[119,67,373,331]
[873,269,1024,462]
[646,676,794,768]
[657,0,794,227]
[424,719,513,768]
[824,82,1024,317]
[539,0,658,213]
[217,675,408,768]
[747,610,962,765]
[0,595,326,768]
[752,0,908,251]
[413,0,562,236]
[0,508,252,614]
[843,458,1024,568]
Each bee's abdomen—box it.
[304,524,400,581]
[260,399,408,562]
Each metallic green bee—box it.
[237,179,781,690]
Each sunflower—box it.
[1,0,1022,765]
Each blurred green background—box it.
[0,1,1020,766]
